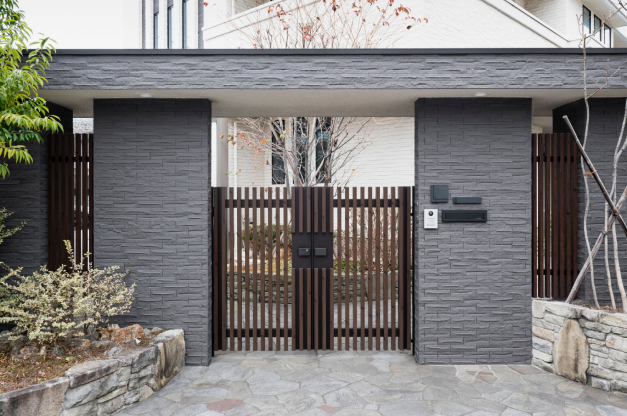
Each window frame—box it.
[604,23,612,47]
[594,15,602,42]
[153,12,159,49]
[167,6,173,49]
[183,0,188,49]
[583,6,591,35]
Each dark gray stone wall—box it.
[553,98,627,306]
[93,99,211,365]
[414,98,532,364]
[0,103,73,275]
[42,52,627,91]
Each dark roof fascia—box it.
[47,48,627,56]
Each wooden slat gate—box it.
[212,187,413,352]
[48,133,94,270]
[532,133,578,299]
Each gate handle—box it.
[314,248,327,256]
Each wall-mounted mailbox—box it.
[430,185,449,203]
[453,197,482,204]
[442,210,487,222]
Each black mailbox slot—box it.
[314,248,327,256]
[453,197,482,204]
[442,210,487,222]
[299,248,311,256]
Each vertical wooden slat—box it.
[291,268,296,351]
[314,187,319,233]
[360,187,365,350]
[352,187,358,350]
[532,134,538,298]
[382,187,389,350]
[48,134,55,269]
[75,135,82,268]
[60,135,67,266]
[375,187,381,349]
[556,135,561,298]
[571,135,578,293]
[321,188,327,233]
[88,134,94,265]
[283,187,289,351]
[237,188,243,350]
[82,135,88,270]
[67,134,73,265]
[338,188,343,351]
[306,187,311,234]
[275,188,281,349]
[244,188,250,350]
[322,268,327,349]
[405,187,411,349]
[221,189,227,350]
[314,267,319,350]
[268,188,273,350]
[301,268,306,351]
[306,268,312,350]
[398,187,405,349]
[390,187,397,350]
[260,188,266,350]
[558,134,568,298]
[212,188,219,350]
[538,134,545,297]
[252,188,258,350]
[367,187,373,350]
[545,135,552,298]
[344,188,350,350]
[299,187,304,233]
[229,188,235,350]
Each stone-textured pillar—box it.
[553,98,627,305]
[0,102,73,275]
[94,99,211,365]
[414,98,532,364]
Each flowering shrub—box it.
[0,241,134,345]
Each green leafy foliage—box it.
[0,0,62,178]
[0,241,135,346]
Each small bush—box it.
[0,208,24,246]
[0,241,134,346]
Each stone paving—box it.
[116,350,627,416]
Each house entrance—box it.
[212,186,413,352]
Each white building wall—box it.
[204,0,560,48]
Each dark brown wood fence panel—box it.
[532,134,578,299]
[48,134,93,271]
[212,186,413,352]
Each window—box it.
[167,6,173,49]
[153,13,159,48]
[183,0,188,49]
[583,6,591,35]
[315,118,332,184]
[271,121,285,185]
[594,15,602,42]
[270,118,333,185]
[604,24,612,47]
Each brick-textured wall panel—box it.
[414,98,532,365]
[553,98,627,305]
[93,99,212,365]
[42,52,627,91]
[0,103,73,275]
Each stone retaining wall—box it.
[532,300,627,393]
[0,329,185,416]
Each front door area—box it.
[212,186,413,352]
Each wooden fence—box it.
[48,133,93,271]
[532,133,578,298]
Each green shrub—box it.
[0,241,134,345]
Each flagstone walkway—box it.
[116,350,627,416]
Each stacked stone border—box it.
[0,329,185,416]
[533,300,627,393]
